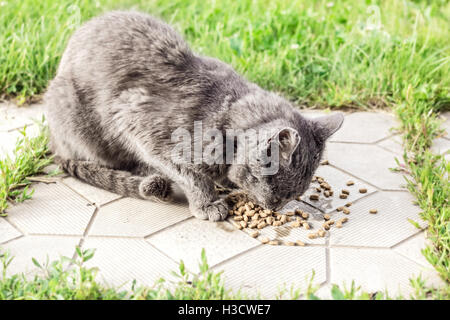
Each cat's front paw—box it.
[139,175,172,202]
[193,199,229,221]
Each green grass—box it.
[0,121,54,216]
[395,100,450,282]
[0,0,448,108]
[1,247,447,300]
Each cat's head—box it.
[227,113,344,210]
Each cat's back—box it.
[57,11,195,87]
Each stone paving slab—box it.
[0,103,45,132]
[439,112,449,137]
[0,124,40,158]
[0,219,22,244]
[83,237,179,288]
[431,137,450,161]
[329,112,398,144]
[329,191,425,247]
[0,105,445,298]
[1,235,79,277]
[89,196,192,237]
[62,177,122,206]
[377,134,404,155]
[393,231,435,269]
[330,247,443,297]
[213,245,327,299]
[6,182,96,235]
[147,218,260,273]
[326,143,407,190]
[299,164,376,213]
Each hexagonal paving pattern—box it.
[326,143,407,190]
[329,112,397,144]
[6,182,96,235]
[83,237,179,288]
[147,218,260,273]
[214,245,327,299]
[329,191,425,247]
[0,104,444,298]
[330,247,444,297]
[89,197,192,237]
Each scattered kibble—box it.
[261,237,270,244]
[249,230,259,238]
[309,194,319,201]
[227,176,364,246]
[296,240,306,246]
[369,209,378,214]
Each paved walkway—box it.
[0,102,448,298]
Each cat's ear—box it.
[266,127,301,165]
[313,113,344,140]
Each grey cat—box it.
[44,11,343,221]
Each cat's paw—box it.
[193,199,229,221]
[139,175,172,202]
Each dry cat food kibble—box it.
[309,194,319,201]
[369,209,378,214]
[226,175,366,245]
[296,240,306,246]
[308,233,318,239]
[249,230,259,238]
[261,237,270,244]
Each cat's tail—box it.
[55,157,172,202]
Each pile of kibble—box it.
[226,174,377,246]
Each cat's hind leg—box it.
[57,158,172,202]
